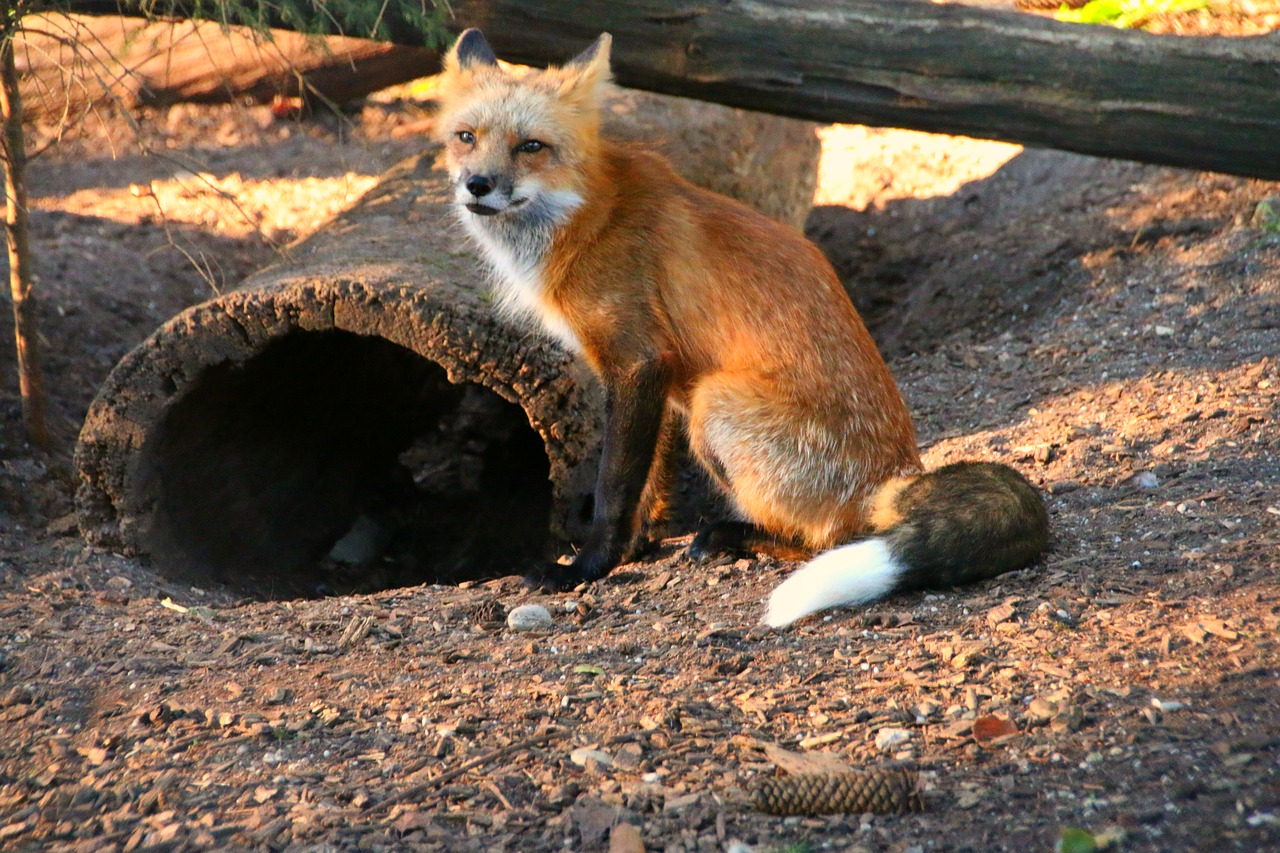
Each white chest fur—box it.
[459,187,586,354]
[463,217,583,354]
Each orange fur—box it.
[867,475,920,532]
[438,31,922,553]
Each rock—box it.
[545,781,581,808]
[570,747,614,770]
[609,822,645,853]
[1151,698,1186,713]
[663,792,702,812]
[1050,706,1085,734]
[874,727,912,752]
[1,684,35,707]
[327,513,392,565]
[506,604,553,633]
[613,742,645,770]
[1125,471,1159,490]
[1026,698,1059,725]
[568,796,617,846]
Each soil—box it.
[3,26,1280,853]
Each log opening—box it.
[137,329,554,597]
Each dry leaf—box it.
[761,742,855,776]
[1180,623,1209,645]
[986,597,1021,627]
[972,715,1019,745]
[1198,617,1239,640]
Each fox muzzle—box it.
[465,174,494,198]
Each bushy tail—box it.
[764,461,1049,628]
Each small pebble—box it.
[569,747,613,769]
[1151,698,1186,713]
[1125,470,1159,490]
[1026,698,1058,724]
[874,727,911,752]
[506,604,553,632]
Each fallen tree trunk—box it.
[65,0,1280,179]
[17,12,436,118]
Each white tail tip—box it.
[763,538,901,628]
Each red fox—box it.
[435,30,1049,627]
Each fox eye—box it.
[515,139,546,154]
[456,130,476,145]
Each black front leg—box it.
[527,358,669,589]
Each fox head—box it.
[436,29,613,224]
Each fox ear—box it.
[559,33,612,106]
[568,33,612,72]
[446,28,498,73]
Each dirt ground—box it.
[3,23,1280,853]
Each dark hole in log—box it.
[137,329,552,598]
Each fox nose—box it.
[465,175,494,198]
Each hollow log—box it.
[66,0,1280,180]
[73,152,603,595]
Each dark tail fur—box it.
[764,461,1048,627]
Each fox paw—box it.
[523,551,615,591]
[689,520,756,561]
[522,562,580,592]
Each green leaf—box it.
[1253,198,1280,233]
[573,664,605,676]
[1056,827,1098,853]
[1056,0,1209,28]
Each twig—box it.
[363,728,570,814]
[338,614,374,650]
[3,13,51,450]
